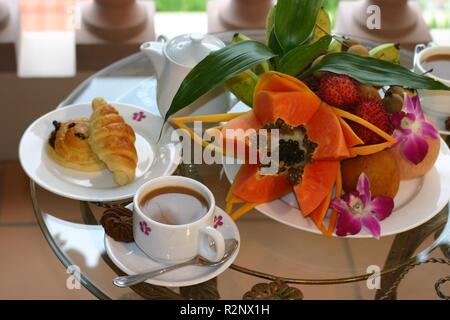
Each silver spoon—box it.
[113,239,239,288]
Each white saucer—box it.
[19,102,181,202]
[104,205,240,287]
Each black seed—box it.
[48,121,61,149]
[75,132,87,140]
[288,167,302,185]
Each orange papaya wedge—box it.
[310,190,333,235]
[326,165,342,236]
[255,71,310,94]
[350,141,396,157]
[306,103,350,161]
[221,111,262,160]
[232,164,291,203]
[338,117,364,147]
[253,72,322,127]
[230,202,258,221]
[330,107,396,145]
[293,160,339,216]
[254,90,321,127]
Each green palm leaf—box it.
[301,52,450,90]
[165,41,276,121]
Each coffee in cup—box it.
[133,176,225,263]
[414,45,450,131]
[139,186,208,225]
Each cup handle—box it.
[198,226,225,262]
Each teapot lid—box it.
[165,33,225,67]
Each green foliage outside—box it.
[156,0,206,12]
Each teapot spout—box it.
[140,41,165,78]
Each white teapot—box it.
[140,33,231,118]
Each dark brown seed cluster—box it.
[261,119,318,185]
[279,139,305,166]
[287,167,304,185]
[263,118,294,131]
[303,135,318,162]
[48,120,61,149]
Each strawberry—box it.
[350,100,392,144]
[317,73,359,110]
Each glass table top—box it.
[31,31,450,300]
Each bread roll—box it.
[88,98,137,185]
[47,118,105,172]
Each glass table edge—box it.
[27,32,449,299]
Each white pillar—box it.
[335,0,431,50]
[0,0,9,30]
[208,0,272,33]
[82,0,154,41]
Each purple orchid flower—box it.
[330,173,394,239]
[391,95,439,165]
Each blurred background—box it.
[0,0,449,161]
[154,0,450,28]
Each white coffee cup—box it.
[133,176,225,264]
[414,45,450,117]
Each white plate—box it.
[104,205,240,287]
[223,138,450,238]
[19,102,181,202]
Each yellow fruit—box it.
[382,93,403,114]
[357,84,381,101]
[342,38,361,51]
[388,136,440,180]
[348,44,369,57]
[387,86,405,96]
[311,8,331,43]
[369,43,401,64]
[312,55,326,78]
[341,150,400,198]
[328,38,342,53]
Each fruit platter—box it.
[166,1,450,239]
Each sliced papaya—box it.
[221,111,262,160]
[171,112,247,153]
[330,107,396,144]
[338,117,364,147]
[310,190,333,235]
[306,103,350,161]
[232,164,291,203]
[230,202,258,221]
[254,90,321,127]
[293,160,339,216]
[255,71,310,94]
[350,141,395,157]
[326,165,342,236]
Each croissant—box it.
[88,98,137,185]
[47,118,105,172]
